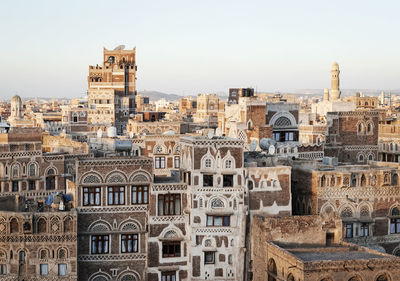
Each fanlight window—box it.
[83,174,101,184]
[376,274,389,281]
[340,207,353,218]
[210,198,225,209]
[274,116,292,127]
[121,275,136,281]
[360,206,370,217]
[392,207,400,216]
[154,146,164,154]
[164,230,178,239]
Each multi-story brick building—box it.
[292,159,400,255]
[0,199,78,281]
[87,46,137,135]
[75,157,152,281]
[324,111,380,164]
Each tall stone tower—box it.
[329,62,341,101]
[10,94,22,119]
[87,45,137,135]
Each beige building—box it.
[87,46,137,134]
[193,94,223,128]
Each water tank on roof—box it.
[107,127,117,138]
[259,138,276,150]
[163,130,175,136]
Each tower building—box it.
[329,62,341,101]
[87,45,137,135]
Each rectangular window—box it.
[203,174,213,187]
[158,194,181,216]
[91,235,109,254]
[360,223,369,237]
[223,175,233,187]
[12,181,18,192]
[204,251,215,264]
[155,157,166,169]
[58,264,67,276]
[390,218,400,234]
[108,186,125,205]
[174,156,180,168]
[161,271,176,281]
[162,241,181,258]
[206,215,230,227]
[131,186,148,204]
[121,234,138,253]
[345,223,353,238]
[40,264,48,275]
[83,187,101,206]
[28,180,36,190]
[0,265,6,275]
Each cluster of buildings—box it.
[1,46,400,281]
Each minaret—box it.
[10,94,22,119]
[329,62,341,101]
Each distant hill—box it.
[292,89,400,97]
[137,91,192,102]
[138,90,229,102]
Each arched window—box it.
[360,174,366,187]
[340,207,353,218]
[40,249,48,260]
[393,174,398,186]
[58,248,66,259]
[358,123,362,133]
[248,180,253,190]
[37,218,47,233]
[392,207,400,216]
[64,218,73,233]
[267,258,277,281]
[368,154,373,161]
[19,251,25,262]
[274,117,292,127]
[46,169,56,190]
[376,274,389,281]
[367,123,372,133]
[12,165,19,178]
[287,274,295,281]
[204,158,212,168]
[321,175,326,187]
[29,163,36,177]
[358,154,364,162]
[10,218,18,234]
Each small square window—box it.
[40,264,48,276]
[205,251,215,264]
[223,175,233,187]
[58,264,67,276]
[203,175,213,187]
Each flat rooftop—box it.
[278,243,386,262]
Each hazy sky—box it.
[1,0,400,98]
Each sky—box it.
[1,0,400,99]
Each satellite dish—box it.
[215,128,222,136]
[268,145,275,155]
[114,45,125,50]
[250,140,257,152]
[129,132,134,138]
[208,130,214,139]
[259,138,270,150]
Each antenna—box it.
[207,130,214,139]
